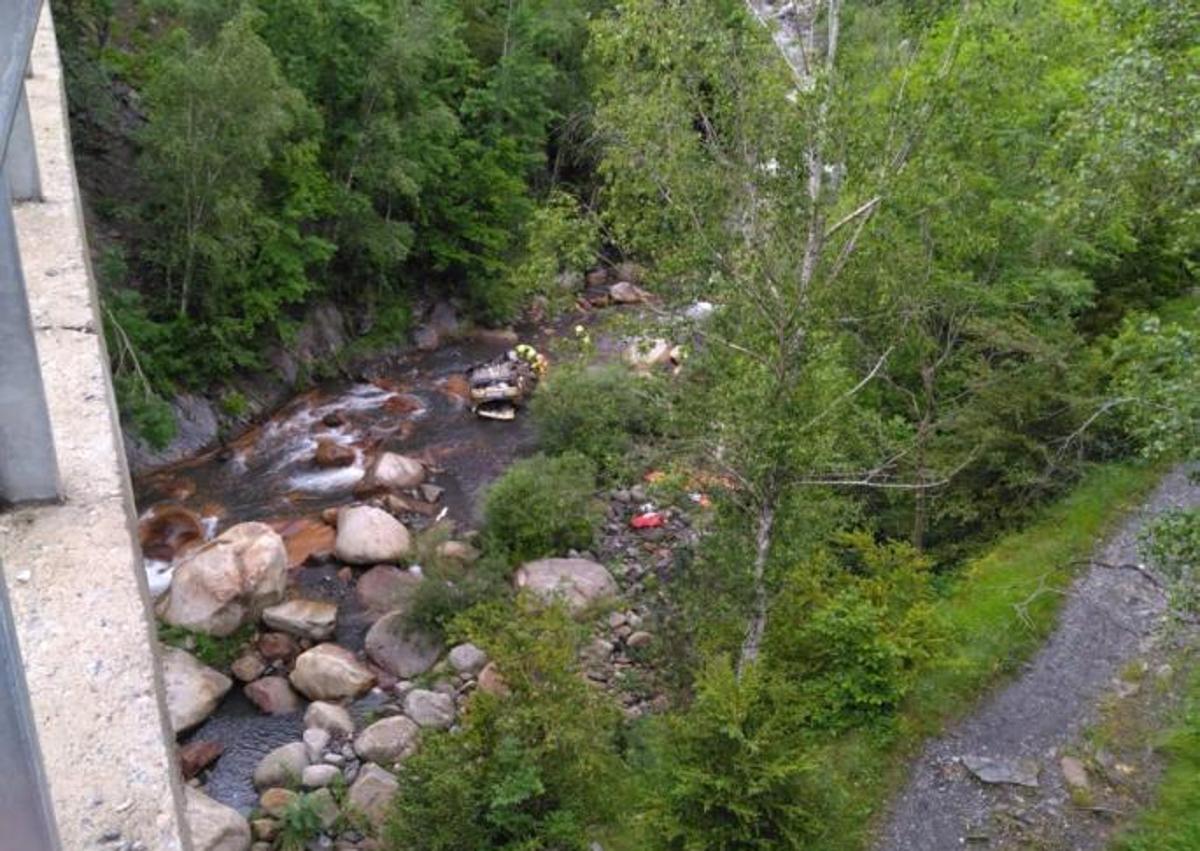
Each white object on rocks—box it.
[514,558,618,613]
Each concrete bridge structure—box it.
[0,3,190,848]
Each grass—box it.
[817,459,1167,850]
[1110,664,1200,851]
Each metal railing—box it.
[0,2,64,848]
[0,0,60,506]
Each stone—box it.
[354,716,421,766]
[448,642,487,675]
[262,599,338,641]
[231,653,267,683]
[626,631,653,649]
[302,764,341,789]
[1061,756,1090,790]
[334,506,412,565]
[304,701,355,739]
[684,301,716,322]
[403,689,456,729]
[436,541,480,564]
[419,483,444,504]
[364,611,442,678]
[185,786,252,851]
[477,662,509,697]
[139,503,205,562]
[962,755,1040,788]
[347,764,400,828]
[258,631,300,663]
[356,565,422,615]
[372,452,426,490]
[279,518,337,569]
[315,439,356,468]
[157,522,288,636]
[290,644,376,701]
[245,676,304,715]
[609,281,650,304]
[250,819,278,842]
[179,740,224,779]
[304,727,332,762]
[162,647,233,734]
[258,787,298,819]
[514,558,618,613]
[621,338,672,370]
[253,742,310,789]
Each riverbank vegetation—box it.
[57,0,1199,848]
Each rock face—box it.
[448,642,487,675]
[334,505,412,565]
[348,763,400,827]
[962,754,1040,788]
[289,643,375,700]
[364,611,442,678]
[514,558,618,613]
[354,716,421,765]
[262,599,338,641]
[253,741,310,789]
[162,647,233,734]
[304,701,355,738]
[404,689,455,729]
[372,452,426,490]
[157,522,288,636]
[185,787,251,851]
[244,676,304,715]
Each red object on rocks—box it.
[631,512,667,529]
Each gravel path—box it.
[875,464,1200,851]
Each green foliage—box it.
[531,363,665,482]
[481,452,603,563]
[279,793,323,851]
[508,190,600,306]
[1112,664,1200,851]
[646,657,832,850]
[1109,312,1200,459]
[1140,508,1200,614]
[386,602,625,850]
[157,623,253,669]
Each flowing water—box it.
[133,322,588,811]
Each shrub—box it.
[647,657,831,850]
[386,603,624,851]
[531,363,665,482]
[1140,507,1200,614]
[481,452,603,563]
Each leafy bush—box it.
[764,534,941,730]
[1141,507,1200,614]
[532,363,665,482]
[386,603,624,851]
[279,793,324,851]
[646,657,832,850]
[481,453,603,563]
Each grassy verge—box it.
[819,459,1167,850]
[1109,662,1200,850]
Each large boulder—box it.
[334,505,412,565]
[514,558,618,613]
[157,522,288,636]
[304,701,355,739]
[185,786,251,851]
[354,716,420,767]
[262,599,338,641]
[162,647,233,734]
[371,452,426,490]
[253,741,309,789]
[347,763,399,828]
[289,643,375,701]
[364,611,441,678]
